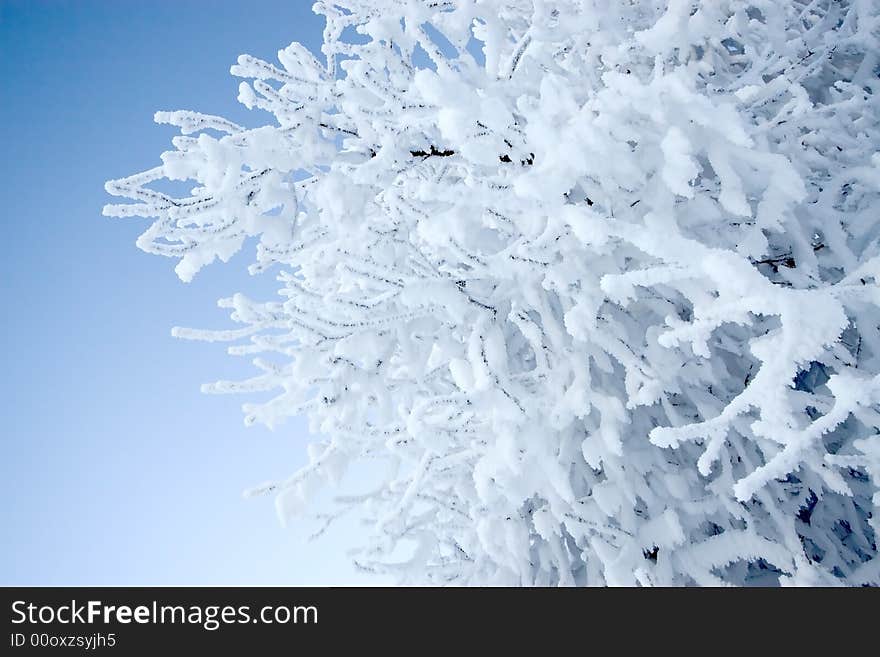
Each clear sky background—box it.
[0,0,375,585]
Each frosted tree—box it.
[105,0,880,586]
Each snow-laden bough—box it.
[105,0,880,586]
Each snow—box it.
[105,0,880,586]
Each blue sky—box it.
[0,0,373,585]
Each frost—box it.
[660,127,700,198]
[106,0,880,586]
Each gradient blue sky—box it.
[0,0,375,585]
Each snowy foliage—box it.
[105,0,880,586]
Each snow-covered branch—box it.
[106,0,880,586]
